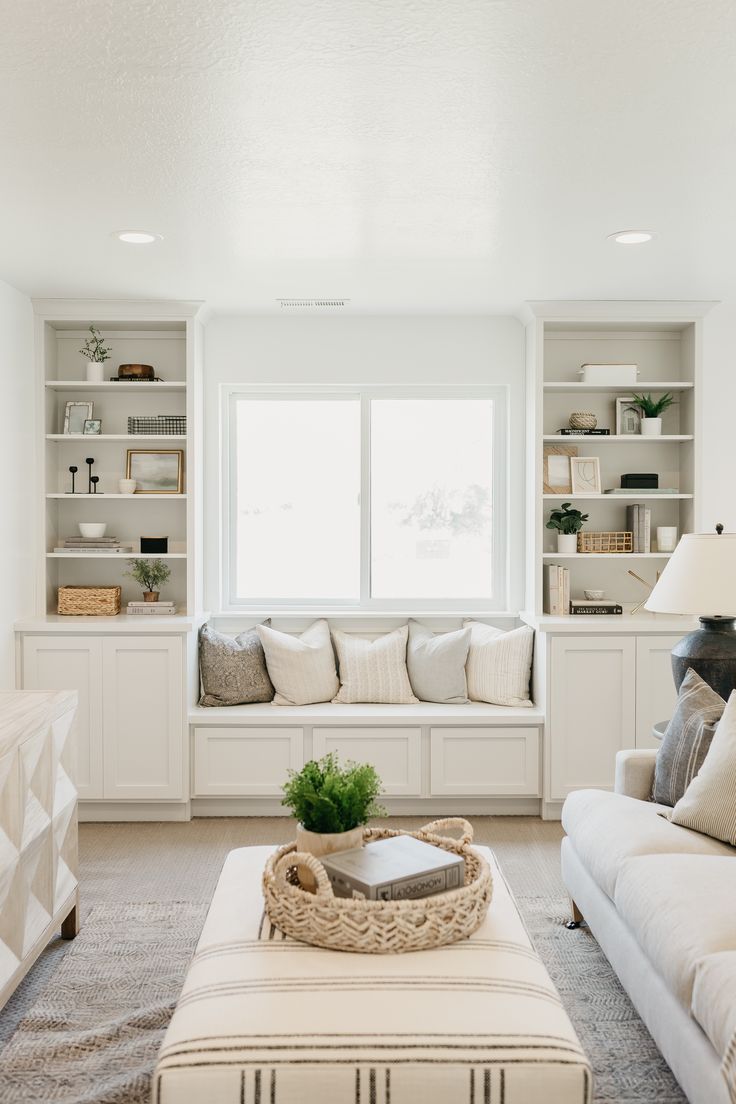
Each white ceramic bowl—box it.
[78,523,107,539]
[584,589,605,601]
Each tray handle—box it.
[416,817,474,850]
[274,850,335,897]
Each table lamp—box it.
[645,525,736,699]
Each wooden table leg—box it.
[61,889,80,940]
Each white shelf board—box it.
[46,553,187,560]
[543,493,692,500]
[46,434,187,442]
[543,381,694,393]
[44,380,186,392]
[521,610,698,634]
[46,493,187,499]
[15,614,196,633]
[542,552,672,559]
[542,434,693,442]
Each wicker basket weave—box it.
[577,531,633,554]
[57,585,122,616]
[262,818,492,954]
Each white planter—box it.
[295,823,364,891]
[557,533,578,554]
[86,361,105,383]
[640,417,662,436]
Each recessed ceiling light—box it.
[607,230,654,245]
[112,230,162,244]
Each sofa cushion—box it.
[198,622,274,706]
[668,689,736,845]
[332,625,418,704]
[562,788,735,900]
[464,622,534,707]
[691,952,736,1083]
[653,668,725,807]
[256,619,339,706]
[406,620,470,704]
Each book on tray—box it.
[319,835,465,901]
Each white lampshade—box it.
[646,533,736,616]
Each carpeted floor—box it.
[0,816,686,1103]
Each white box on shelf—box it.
[578,363,639,385]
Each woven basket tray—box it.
[262,818,492,954]
[58,585,122,616]
[577,530,633,554]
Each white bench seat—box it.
[189,700,544,726]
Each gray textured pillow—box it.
[653,668,726,807]
[199,621,274,706]
[406,620,471,704]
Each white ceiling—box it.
[1,0,735,313]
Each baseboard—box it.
[190,797,542,818]
[541,800,564,821]
[78,801,192,822]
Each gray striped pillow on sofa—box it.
[653,668,726,807]
[669,689,736,844]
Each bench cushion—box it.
[154,846,591,1104]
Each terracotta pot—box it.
[295,824,364,891]
[143,591,159,603]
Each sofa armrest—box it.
[614,749,657,800]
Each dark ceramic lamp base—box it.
[672,617,736,701]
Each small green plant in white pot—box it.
[79,325,111,383]
[630,392,676,436]
[124,558,171,602]
[546,502,589,554]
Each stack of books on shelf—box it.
[569,599,623,616]
[543,564,570,615]
[557,427,610,436]
[53,537,134,554]
[625,504,651,553]
[126,601,178,616]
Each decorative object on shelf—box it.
[83,419,102,435]
[67,465,78,494]
[615,396,642,436]
[124,557,172,603]
[79,325,111,383]
[127,414,186,435]
[628,567,662,615]
[63,401,93,434]
[262,818,492,954]
[645,526,736,699]
[579,363,638,385]
[90,475,100,494]
[116,363,156,381]
[85,457,95,493]
[125,449,184,493]
[626,504,651,552]
[140,536,169,554]
[546,502,589,554]
[568,411,597,430]
[57,584,122,616]
[584,589,605,600]
[621,473,658,489]
[56,534,133,554]
[118,478,137,494]
[570,456,601,495]
[578,531,633,554]
[78,522,106,538]
[543,444,578,493]
[630,392,677,437]
[657,526,678,552]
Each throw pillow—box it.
[653,668,726,806]
[406,620,470,704]
[669,689,736,844]
[463,621,534,707]
[332,625,418,704]
[198,621,274,706]
[256,619,339,706]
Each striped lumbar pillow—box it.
[332,625,418,704]
[463,622,534,707]
[653,668,726,807]
[669,689,736,844]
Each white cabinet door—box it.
[635,636,682,749]
[193,727,303,796]
[549,636,636,801]
[430,727,540,796]
[101,636,183,799]
[312,728,421,796]
[21,636,103,799]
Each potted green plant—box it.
[630,392,676,436]
[546,502,589,554]
[282,753,386,887]
[79,325,112,383]
[124,557,172,602]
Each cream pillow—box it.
[669,690,736,844]
[464,621,534,707]
[332,625,418,704]
[256,619,339,706]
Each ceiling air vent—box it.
[278,298,350,309]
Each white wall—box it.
[702,304,736,533]
[0,279,34,686]
[203,314,526,612]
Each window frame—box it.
[221,384,508,613]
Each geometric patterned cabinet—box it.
[0,689,79,1009]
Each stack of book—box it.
[53,537,134,554]
[126,600,178,616]
[544,564,570,615]
[570,599,623,616]
[625,504,651,553]
[557,427,610,436]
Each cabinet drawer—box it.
[312,728,421,796]
[193,727,303,796]
[430,727,540,796]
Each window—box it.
[226,389,506,609]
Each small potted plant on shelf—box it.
[282,753,386,888]
[79,325,112,383]
[630,392,676,436]
[546,502,589,554]
[124,558,172,602]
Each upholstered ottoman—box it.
[153,847,591,1104]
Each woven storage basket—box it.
[577,531,633,554]
[262,818,492,954]
[58,585,122,616]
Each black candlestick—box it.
[90,475,100,494]
[67,465,78,494]
[86,457,95,495]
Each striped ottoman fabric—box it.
[153,847,591,1104]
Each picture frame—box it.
[615,396,642,436]
[570,455,602,495]
[83,418,102,435]
[543,444,578,493]
[126,449,184,494]
[63,401,93,434]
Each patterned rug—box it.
[0,895,686,1104]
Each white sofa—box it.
[561,749,736,1104]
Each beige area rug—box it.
[0,817,686,1103]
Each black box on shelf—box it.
[140,536,169,554]
[621,473,659,489]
